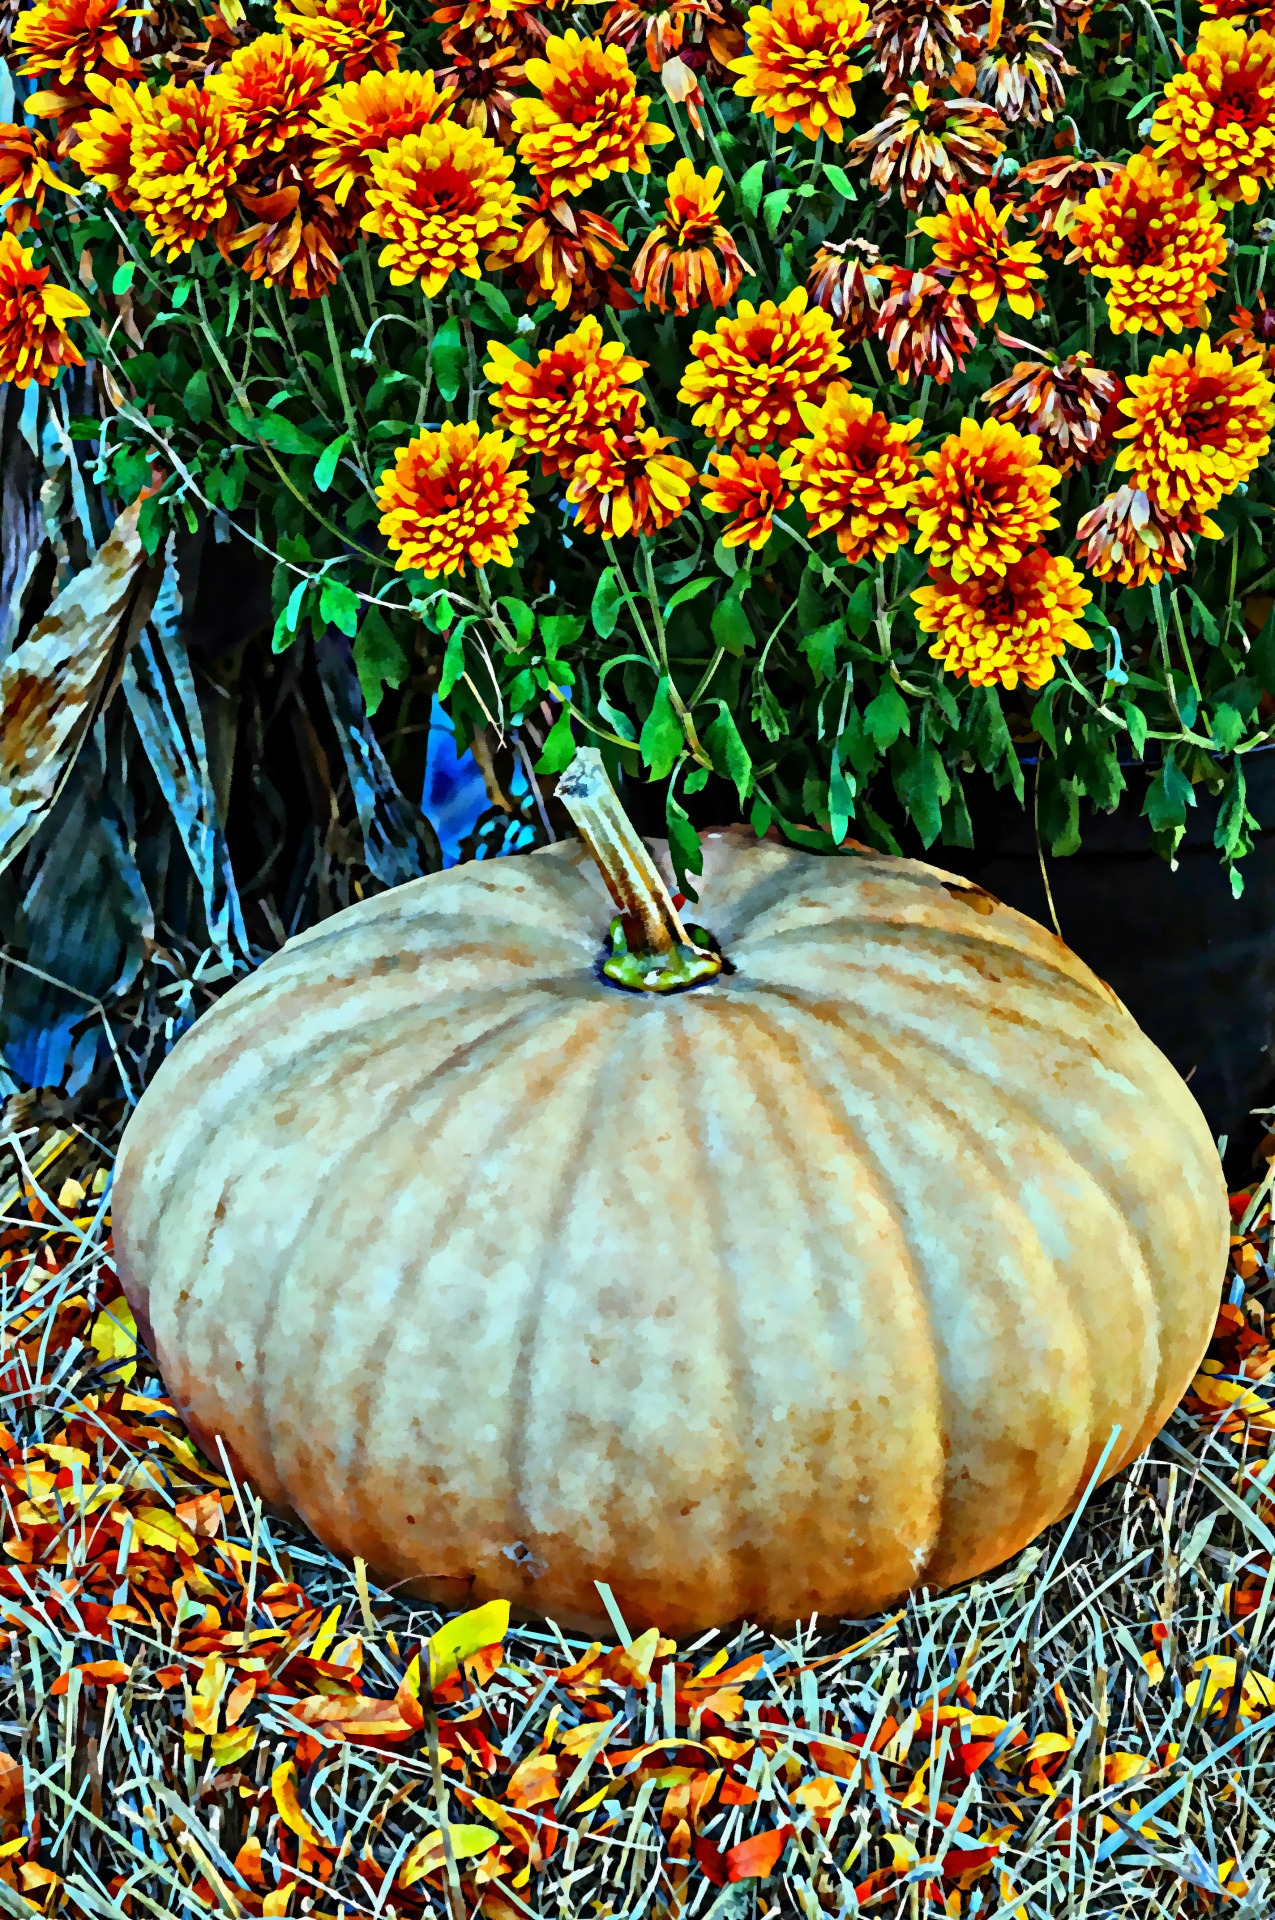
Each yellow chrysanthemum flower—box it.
[914,550,1092,693]
[1112,338,1275,517]
[699,448,796,550]
[70,75,156,212]
[361,119,521,294]
[308,69,456,209]
[274,0,403,82]
[730,0,869,142]
[910,417,1061,581]
[1069,154,1228,335]
[128,82,249,261]
[792,382,922,561]
[916,184,1045,323]
[1151,19,1275,205]
[565,413,697,539]
[512,31,674,198]
[484,315,646,476]
[0,231,89,387]
[377,420,532,576]
[678,286,849,448]
[206,32,336,158]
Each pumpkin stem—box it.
[556,748,724,995]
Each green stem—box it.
[555,747,723,994]
[322,294,369,482]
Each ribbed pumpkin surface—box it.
[113,830,1228,1633]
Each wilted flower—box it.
[0,121,74,229]
[729,0,869,142]
[433,19,527,145]
[361,118,521,294]
[377,421,532,575]
[0,229,88,386]
[513,32,674,197]
[806,236,887,342]
[485,315,646,475]
[1075,486,1210,587]
[129,82,249,260]
[308,68,456,212]
[914,549,1092,691]
[679,286,849,448]
[1151,20,1275,205]
[485,192,633,313]
[1219,291,1275,370]
[565,408,697,537]
[699,447,795,549]
[874,266,979,382]
[207,33,335,158]
[274,0,403,80]
[1113,339,1275,517]
[849,81,1005,209]
[982,343,1121,470]
[630,159,748,313]
[793,383,922,561]
[974,0,1071,127]
[1013,150,1118,253]
[230,157,357,299]
[912,416,1061,579]
[1069,154,1228,335]
[868,0,968,90]
[916,184,1045,321]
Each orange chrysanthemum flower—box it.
[308,69,456,209]
[207,33,336,159]
[12,0,138,88]
[512,32,674,197]
[1112,338,1275,517]
[0,231,89,387]
[485,192,633,314]
[631,159,748,314]
[565,411,696,538]
[792,382,921,562]
[1150,20,1275,205]
[484,315,646,475]
[914,550,1092,692]
[1068,154,1228,336]
[1201,0,1275,23]
[275,0,403,81]
[128,82,249,260]
[69,75,155,211]
[911,417,1061,580]
[1075,486,1212,587]
[0,122,74,230]
[916,184,1045,323]
[730,0,869,142]
[679,286,849,448]
[699,447,795,549]
[361,119,521,294]
[377,420,532,576]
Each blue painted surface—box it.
[422,696,533,866]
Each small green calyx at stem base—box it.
[555,746,725,996]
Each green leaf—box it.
[1143,754,1196,833]
[740,160,767,218]
[823,162,857,203]
[438,619,469,700]
[184,368,211,426]
[314,433,348,494]
[497,595,535,648]
[592,567,623,640]
[762,189,791,239]
[111,261,136,295]
[802,618,844,684]
[895,740,949,848]
[750,795,773,837]
[705,704,752,804]
[1211,702,1245,752]
[534,704,576,774]
[828,748,855,846]
[665,791,703,900]
[354,607,409,715]
[664,577,714,618]
[864,680,910,751]
[472,279,516,329]
[221,450,247,513]
[1031,683,1063,755]
[797,566,827,632]
[1184,587,1219,646]
[1122,700,1148,760]
[1251,597,1275,695]
[711,591,754,656]
[1215,761,1252,860]
[274,577,309,654]
[1039,763,1080,856]
[319,577,360,639]
[640,676,683,780]
[253,411,323,457]
[431,315,466,404]
[844,577,874,640]
[137,492,167,559]
[540,612,586,656]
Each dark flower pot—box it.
[901,751,1275,1179]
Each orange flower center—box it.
[1215,82,1264,128]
